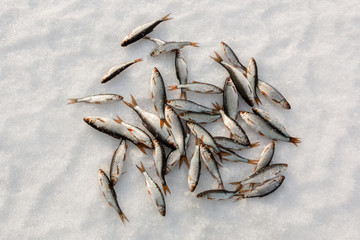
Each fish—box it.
[218,109,250,146]
[123,95,176,149]
[143,36,166,46]
[220,42,246,73]
[188,140,201,192]
[101,59,143,83]
[165,132,190,174]
[113,116,153,149]
[153,140,171,195]
[168,82,223,94]
[223,77,239,120]
[257,80,291,109]
[187,122,221,154]
[252,108,290,138]
[230,164,288,191]
[236,176,285,200]
[200,144,224,189]
[254,142,275,172]
[219,147,258,165]
[165,105,188,167]
[110,140,127,186]
[178,111,221,124]
[136,162,166,216]
[121,13,172,47]
[175,49,188,99]
[167,99,218,114]
[150,41,199,57]
[98,169,128,224]
[197,189,239,200]
[210,51,255,106]
[150,67,168,127]
[68,94,123,104]
[214,136,259,151]
[239,110,301,146]
[246,58,261,105]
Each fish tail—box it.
[219,151,230,162]
[113,115,123,124]
[162,184,171,195]
[67,98,78,104]
[123,95,137,108]
[250,142,260,148]
[180,91,187,100]
[229,181,242,191]
[248,159,259,165]
[218,183,225,190]
[136,162,146,173]
[255,96,262,105]
[136,144,148,154]
[135,58,143,63]
[162,13,173,21]
[209,51,223,63]
[119,211,129,224]
[212,102,222,113]
[230,133,234,139]
[281,99,291,109]
[168,85,178,91]
[179,155,189,168]
[234,194,244,201]
[190,42,199,47]
[290,137,301,146]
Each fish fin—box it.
[163,184,171,195]
[258,131,264,136]
[162,13,173,21]
[180,91,187,100]
[119,212,129,224]
[159,119,164,128]
[211,102,222,113]
[97,118,105,123]
[229,181,242,192]
[230,133,234,139]
[247,159,258,165]
[218,183,224,190]
[250,183,256,191]
[168,85,178,91]
[234,195,244,201]
[255,96,262,105]
[67,98,78,104]
[136,144,147,154]
[135,58,143,63]
[209,51,223,63]
[136,162,146,173]
[179,155,189,168]
[164,119,171,128]
[123,95,137,108]
[290,137,301,146]
[190,42,199,47]
[113,115,123,124]
[250,142,260,148]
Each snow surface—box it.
[1,0,360,239]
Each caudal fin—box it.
[136,144,148,154]
[180,91,187,100]
[247,159,258,165]
[190,42,199,47]
[123,95,138,109]
[119,211,129,224]
[218,183,224,190]
[135,162,146,173]
[168,85,178,91]
[163,184,171,195]
[162,13,173,21]
[179,155,189,168]
[135,58,143,63]
[290,137,301,146]
[209,51,223,63]
[255,96,262,106]
[250,142,260,148]
[219,151,231,162]
[229,181,243,192]
[67,98,78,104]
[212,102,222,114]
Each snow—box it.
[1,0,360,239]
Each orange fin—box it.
[248,159,258,165]
[179,155,189,168]
[67,98,78,104]
[96,118,105,123]
[190,42,199,47]
[258,131,264,136]
[163,184,171,195]
[135,58,143,63]
[209,51,223,63]
[255,96,262,105]
[212,102,222,113]
[290,137,301,146]
[168,85,178,91]
[123,94,137,108]
[230,133,234,139]
[136,162,146,173]
[113,115,123,124]
[180,91,187,100]
[136,144,147,154]
[218,183,224,190]
[162,13,173,21]
[119,212,129,224]
[250,142,260,148]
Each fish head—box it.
[282,164,288,171]
[189,181,197,192]
[186,121,194,130]
[117,95,124,101]
[239,111,249,119]
[159,207,166,216]
[151,49,160,57]
[165,105,173,113]
[280,99,291,109]
[152,67,160,77]
[83,116,97,124]
[166,100,173,106]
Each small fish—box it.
[165,132,190,174]
[239,110,301,146]
[236,176,285,200]
[246,58,261,105]
[178,111,221,124]
[98,169,128,224]
[254,142,275,172]
[169,82,223,94]
[143,36,166,46]
[197,189,239,200]
[219,147,258,165]
[210,51,255,106]
[223,77,239,120]
[200,144,224,189]
[257,80,291,109]
[68,94,123,104]
[123,95,176,149]
[151,41,199,57]
[121,13,172,47]
[230,164,288,191]
[150,67,168,127]
[101,59,143,83]
[252,108,290,138]
[175,49,188,99]
[153,140,170,195]
[188,141,201,192]
[187,122,221,154]
[219,110,250,146]
[136,162,166,216]
[165,105,188,167]
[167,99,218,114]
[220,42,246,73]
[214,136,259,151]
[110,140,127,186]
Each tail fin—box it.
[179,155,189,168]
[290,137,301,146]
[168,85,178,91]
[123,95,138,108]
[119,211,129,224]
[113,115,123,124]
[247,159,258,165]
[136,162,146,173]
[218,183,224,190]
[180,91,187,100]
[135,58,143,63]
[136,144,148,154]
[162,13,173,21]
[163,184,171,195]
[234,194,244,201]
[219,151,231,162]
[250,142,260,148]
[67,98,78,104]
[210,51,223,63]
[190,42,199,47]
[255,96,262,105]
[212,102,222,113]
[229,181,243,192]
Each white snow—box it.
[1,0,359,239]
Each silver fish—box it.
[143,36,166,46]
[165,105,188,167]
[200,144,224,189]
[136,162,166,216]
[214,136,259,151]
[239,111,301,146]
[123,95,176,149]
[167,99,218,114]
[188,142,201,192]
[219,147,258,165]
[254,142,275,172]
[101,59,143,83]
[252,108,290,138]
[187,122,221,153]
[110,140,127,186]
[165,132,190,174]
[223,77,239,120]
[153,140,170,195]
[68,94,123,104]
[220,42,246,73]
[169,82,223,94]
[175,49,188,99]
[246,58,261,105]
[219,110,250,146]
[257,80,291,109]
[151,41,199,57]
[178,111,221,124]
[150,67,168,128]
[98,169,128,224]
[121,13,172,47]
[210,52,255,106]
[197,189,239,200]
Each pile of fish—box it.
[69,13,300,224]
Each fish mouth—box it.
[83,117,91,123]
[153,67,158,73]
[160,209,166,216]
